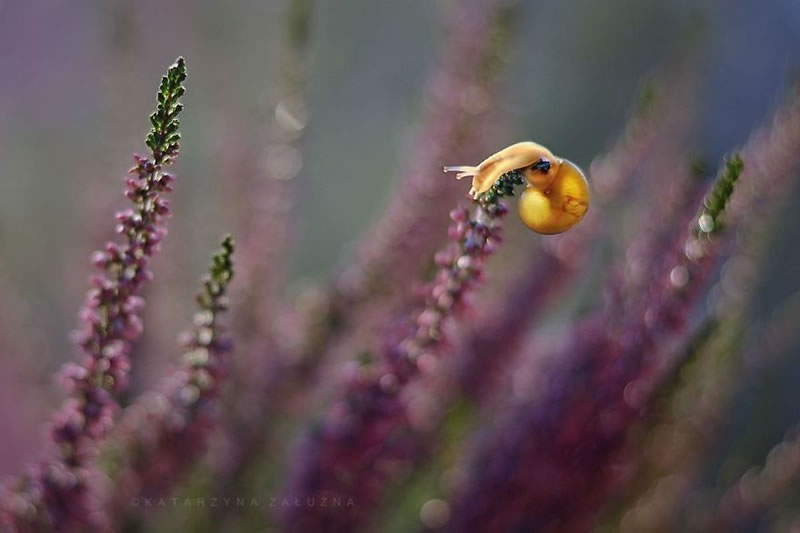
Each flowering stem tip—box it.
[695,154,743,235]
[146,57,187,166]
[196,235,235,317]
[3,57,190,532]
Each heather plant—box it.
[104,236,234,531]
[2,3,800,533]
[1,57,189,533]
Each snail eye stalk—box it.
[530,158,551,173]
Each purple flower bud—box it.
[90,251,108,269]
[114,209,135,223]
[120,315,143,341]
[450,208,468,222]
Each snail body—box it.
[444,142,589,234]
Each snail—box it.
[444,141,590,234]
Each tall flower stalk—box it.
[0,57,187,532]
[280,171,524,532]
[104,236,234,529]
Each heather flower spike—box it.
[106,236,234,523]
[281,145,541,532]
[445,141,590,234]
[65,54,187,443]
[0,57,187,532]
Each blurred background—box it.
[1,0,800,530]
